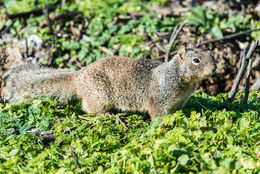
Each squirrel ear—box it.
[187,42,195,49]
[178,45,186,58]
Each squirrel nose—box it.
[211,64,217,75]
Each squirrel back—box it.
[74,56,162,113]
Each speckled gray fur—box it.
[3,48,216,119]
[3,63,76,103]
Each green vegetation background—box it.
[1,0,259,68]
[0,0,259,173]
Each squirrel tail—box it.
[2,63,77,104]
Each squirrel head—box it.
[176,46,216,83]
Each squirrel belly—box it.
[2,47,216,119]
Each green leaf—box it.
[178,155,189,166]
[210,25,223,38]
[3,0,16,8]
[9,149,19,157]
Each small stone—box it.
[40,130,53,136]
[28,128,40,136]
[27,35,43,50]
[7,128,18,135]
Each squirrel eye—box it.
[193,58,200,64]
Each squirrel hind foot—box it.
[81,97,114,114]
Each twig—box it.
[70,146,82,169]
[56,11,79,21]
[228,49,247,101]
[99,46,114,56]
[39,134,55,144]
[165,26,178,62]
[27,129,55,144]
[47,42,54,65]
[25,38,29,58]
[42,3,53,34]
[165,22,186,62]
[155,43,166,53]
[78,115,91,121]
[242,39,259,109]
[115,116,127,130]
[0,20,14,34]
[6,6,56,19]
[61,0,66,8]
[127,12,147,19]
[196,36,203,47]
[40,11,79,27]
[238,49,246,69]
[34,0,38,6]
[228,40,259,101]
[76,18,89,42]
[0,91,4,104]
[142,5,189,16]
[153,50,178,60]
[82,35,114,55]
[242,58,253,109]
[198,28,260,46]
[70,21,80,38]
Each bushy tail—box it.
[2,63,77,104]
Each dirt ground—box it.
[198,41,260,95]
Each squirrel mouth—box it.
[206,65,216,77]
[210,68,216,76]
[202,70,215,80]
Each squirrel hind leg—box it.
[81,97,114,115]
[145,96,169,120]
[148,107,167,120]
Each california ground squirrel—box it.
[2,47,216,119]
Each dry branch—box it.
[40,11,79,27]
[196,36,203,47]
[228,51,247,101]
[154,51,178,60]
[127,12,147,19]
[25,38,29,58]
[155,43,166,53]
[47,42,54,65]
[42,3,53,34]
[99,46,114,56]
[116,116,127,130]
[142,5,189,16]
[242,39,259,109]
[78,115,91,121]
[6,6,56,19]
[39,134,55,144]
[0,21,14,34]
[76,18,89,42]
[165,22,186,62]
[228,40,259,101]
[198,28,260,46]
[238,49,246,69]
[70,146,82,170]
[61,0,66,8]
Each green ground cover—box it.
[0,91,259,173]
